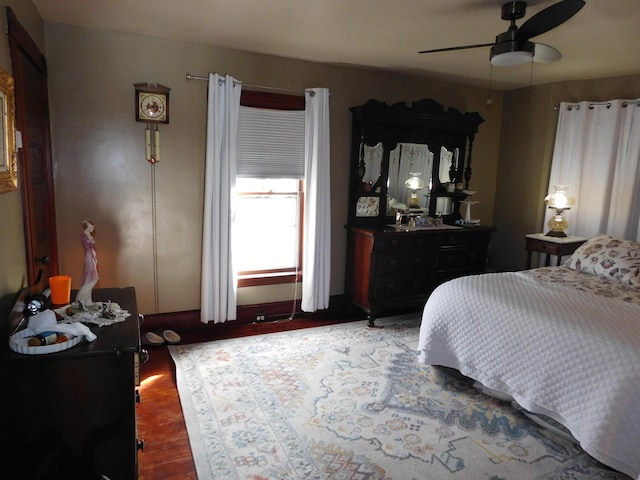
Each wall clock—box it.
[134,83,170,124]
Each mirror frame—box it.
[348,98,484,228]
[0,67,17,194]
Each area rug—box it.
[168,314,629,480]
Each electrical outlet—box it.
[254,313,267,322]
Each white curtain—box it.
[546,100,640,241]
[301,88,331,312]
[200,74,241,323]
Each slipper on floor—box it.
[144,331,165,346]
[158,329,181,345]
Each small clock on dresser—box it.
[134,83,170,124]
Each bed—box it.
[417,234,640,480]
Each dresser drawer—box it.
[375,250,436,275]
[527,237,583,256]
[375,233,439,252]
[437,246,486,270]
[373,273,433,299]
[439,230,492,247]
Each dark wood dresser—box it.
[0,287,144,480]
[346,226,494,326]
[344,98,494,326]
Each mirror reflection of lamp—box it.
[544,184,574,237]
[404,173,425,209]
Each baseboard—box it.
[141,294,359,333]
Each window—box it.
[235,91,305,287]
[235,178,303,280]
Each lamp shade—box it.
[544,184,574,210]
[490,39,534,66]
[491,50,533,66]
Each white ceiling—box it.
[32,0,640,90]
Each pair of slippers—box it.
[144,329,181,346]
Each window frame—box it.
[236,90,305,288]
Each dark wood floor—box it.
[137,315,363,480]
[138,343,196,480]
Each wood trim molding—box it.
[142,295,356,333]
[240,89,304,110]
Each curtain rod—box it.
[185,73,309,96]
[554,100,640,111]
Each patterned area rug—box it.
[168,314,629,480]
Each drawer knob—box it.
[140,349,149,364]
[137,439,145,451]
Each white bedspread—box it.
[417,268,640,480]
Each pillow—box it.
[565,234,640,286]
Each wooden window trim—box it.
[240,89,304,110]
[238,271,302,288]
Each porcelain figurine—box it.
[76,219,99,307]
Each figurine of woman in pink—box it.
[76,219,99,307]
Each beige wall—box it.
[43,23,502,315]
[2,7,636,321]
[490,74,640,271]
[0,1,44,319]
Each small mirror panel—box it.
[435,196,455,216]
[439,146,459,184]
[359,142,383,188]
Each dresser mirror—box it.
[348,98,484,228]
[387,143,433,212]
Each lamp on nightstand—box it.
[544,184,574,237]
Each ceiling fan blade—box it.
[419,43,493,54]
[533,43,562,63]
[517,0,585,40]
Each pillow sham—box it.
[565,234,640,286]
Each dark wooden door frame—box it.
[6,7,59,291]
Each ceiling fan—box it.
[419,0,585,66]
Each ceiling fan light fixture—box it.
[533,43,562,63]
[419,1,583,71]
[490,40,534,66]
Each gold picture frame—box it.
[0,68,17,194]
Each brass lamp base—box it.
[545,229,567,238]
[546,212,569,237]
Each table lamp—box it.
[544,184,574,237]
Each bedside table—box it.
[525,233,587,269]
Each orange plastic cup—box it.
[49,275,72,305]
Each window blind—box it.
[237,106,305,179]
